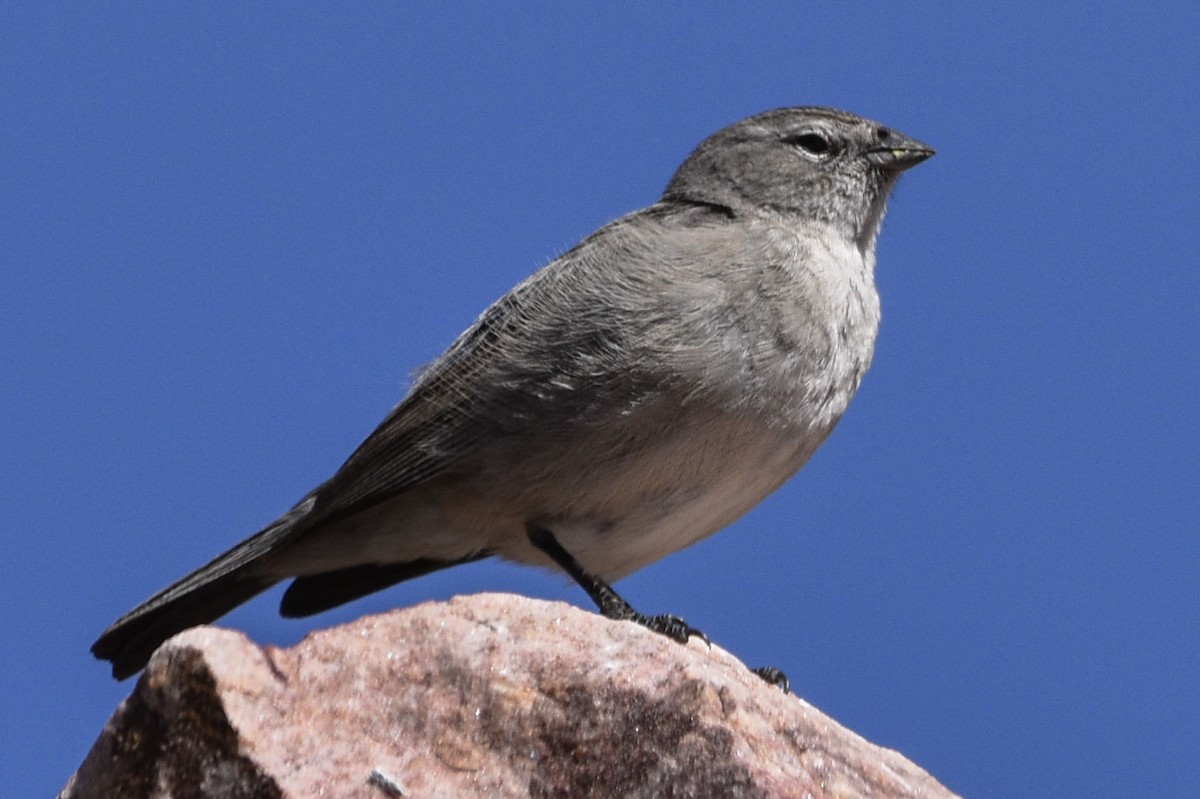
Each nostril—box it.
[877,127,891,141]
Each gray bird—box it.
[92,106,933,682]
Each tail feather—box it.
[279,552,493,618]
[92,497,315,680]
[91,573,277,680]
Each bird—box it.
[92,106,934,682]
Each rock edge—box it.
[63,593,959,798]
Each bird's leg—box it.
[526,523,790,692]
[526,523,708,646]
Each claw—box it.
[751,666,790,693]
[639,612,707,646]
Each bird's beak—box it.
[865,133,935,172]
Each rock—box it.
[62,593,958,798]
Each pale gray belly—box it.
[496,406,834,580]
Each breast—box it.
[658,225,879,446]
[499,224,882,579]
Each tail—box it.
[91,498,315,680]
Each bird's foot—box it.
[525,524,709,646]
[751,666,790,693]
[606,607,710,647]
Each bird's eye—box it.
[784,132,834,158]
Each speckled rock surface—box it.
[62,593,958,798]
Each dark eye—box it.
[784,132,834,157]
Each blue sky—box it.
[4,4,1196,796]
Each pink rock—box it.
[62,593,958,798]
